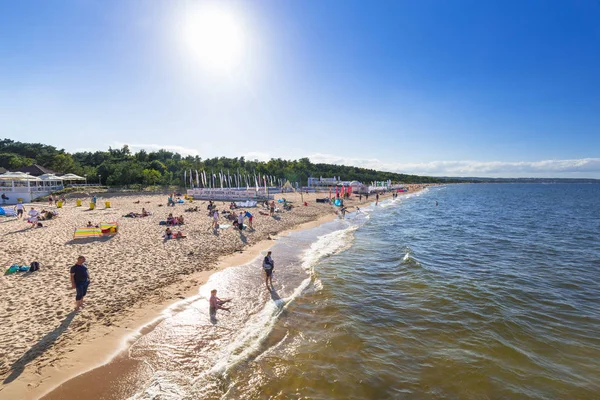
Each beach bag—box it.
[29,261,40,272]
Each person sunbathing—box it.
[177,215,184,225]
[165,227,173,239]
[174,231,185,239]
[142,208,149,217]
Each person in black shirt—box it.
[263,251,275,290]
[70,255,90,310]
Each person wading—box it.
[263,251,275,290]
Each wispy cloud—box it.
[308,153,600,178]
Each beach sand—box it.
[0,187,425,399]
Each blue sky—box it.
[1,0,599,178]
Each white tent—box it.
[60,173,85,180]
[282,180,295,191]
[0,172,42,181]
[39,174,64,181]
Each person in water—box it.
[340,206,349,219]
[209,289,230,314]
[263,251,275,290]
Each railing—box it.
[0,186,64,193]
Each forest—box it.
[0,139,449,187]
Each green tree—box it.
[142,169,162,186]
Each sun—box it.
[179,4,246,74]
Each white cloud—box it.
[114,142,200,157]
[308,153,600,178]
[243,152,271,162]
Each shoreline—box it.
[1,212,336,400]
[0,187,428,399]
[38,213,336,400]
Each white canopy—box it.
[0,172,42,181]
[39,174,64,181]
[60,173,85,180]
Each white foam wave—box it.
[301,226,357,272]
[203,225,357,378]
[130,372,186,400]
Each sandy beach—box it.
[0,187,425,399]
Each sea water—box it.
[127,184,600,400]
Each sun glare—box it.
[179,4,246,74]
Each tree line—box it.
[0,139,451,187]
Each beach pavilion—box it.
[0,171,59,204]
[39,173,65,192]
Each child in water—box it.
[209,289,231,314]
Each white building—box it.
[307,176,341,187]
[0,172,64,204]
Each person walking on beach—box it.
[15,201,25,218]
[209,289,231,315]
[375,193,379,205]
[269,201,275,216]
[70,256,90,310]
[212,209,219,229]
[244,210,253,229]
[237,210,244,230]
[263,251,275,290]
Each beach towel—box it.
[234,201,257,208]
[100,222,118,234]
[0,207,16,217]
[4,264,28,275]
[73,227,103,239]
[218,224,231,229]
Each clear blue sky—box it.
[1,0,599,178]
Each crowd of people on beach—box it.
[13,187,419,318]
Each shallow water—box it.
[88,184,600,399]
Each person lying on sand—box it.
[209,289,230,314]
[142,208,149,217]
